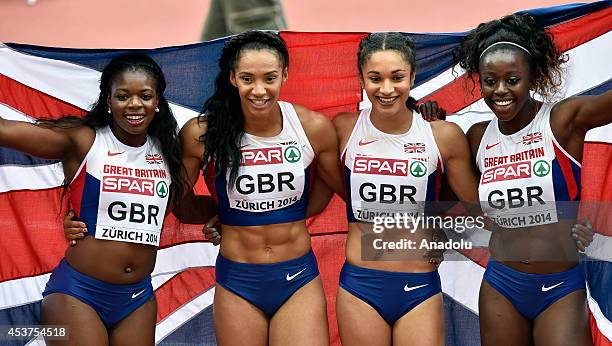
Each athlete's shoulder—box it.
[180,116,207,158]
[332,111,359,135]
[292,103,333,133]
[430,120,465,141]
[466,121,490,144]
[466,120,491,158]
[181,116,207,138]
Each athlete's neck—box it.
[243,102,283,137]
[498,98,541,135]
[370,107,413,135]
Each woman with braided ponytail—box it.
[179,30,344,345]
[456,14,612,345]
[333,32,480,346]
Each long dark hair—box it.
[453,14,567,99]
[358,32,419,111]
[39,53,187,207]
[201,31,289,186]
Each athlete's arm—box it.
[432,121,479,204]
[0,117,83,160]
[297,105,346,200]
[306,175,334,217]
[552,90,612,133]
[172,117,218,225]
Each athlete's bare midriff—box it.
[345,223,437,273]
[489,218,579,274]
[65,238,156,284]
[219,220,312,264]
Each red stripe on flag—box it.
[548,6,612,52]
[280,32,366,118]
[311,232,346,346]
[589,311,612,346]
[580,142,612,237]
[158,214,209,249]
[68,164,86,217]
[553,142,579,201]
[0,187,66,281]
[155,267,216,322]
[421,7,612,114]
[0,74,85,119]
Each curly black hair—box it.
[454,14,567,99]
[358,32,419,111]
[39,53,187,208]
[201,30,289,187]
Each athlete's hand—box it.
[572,219,594,252]
[418,100,447,122]
[203,215,221,246]
[64,210,87,246]
[424,229,447,268]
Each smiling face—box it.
[230,48,287,118]
[361,50,415,117]
[107,69,159,147]
[479,48,536,126]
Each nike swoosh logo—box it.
[358,139,377,146]
[485,142,500,150]
[404,283,428,292]
[541,282,564,292]
[107,150,125,156]
[286,268,307,281]
[132,289,147,299]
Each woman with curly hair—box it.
[455,14,611,345]
[0,53,198,345]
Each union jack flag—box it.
[1,3,610,345]
[404,142,426,153]
[522,132,543,145]
[145,154,163,165]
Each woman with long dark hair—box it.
[0,53,199,344]
[178,31,344,345]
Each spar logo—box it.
[241,147,283,166]
[284,146,301,163]
[353,157,409,176]
[102,176,155,196]
[156,181,169,198]
[409,161,427,177]
[533,160,550,177]
[481,161,531,184]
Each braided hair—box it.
[201,31,289,186]
[454,14,567,99]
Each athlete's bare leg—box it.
[336,287,391,346]
[479,280,532,346]
[534,290,592,346]
[393,293,444,346]
[269,277,329,346]
[213,284,269,346]
[109,297,157,346]
[41,293,109,346]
